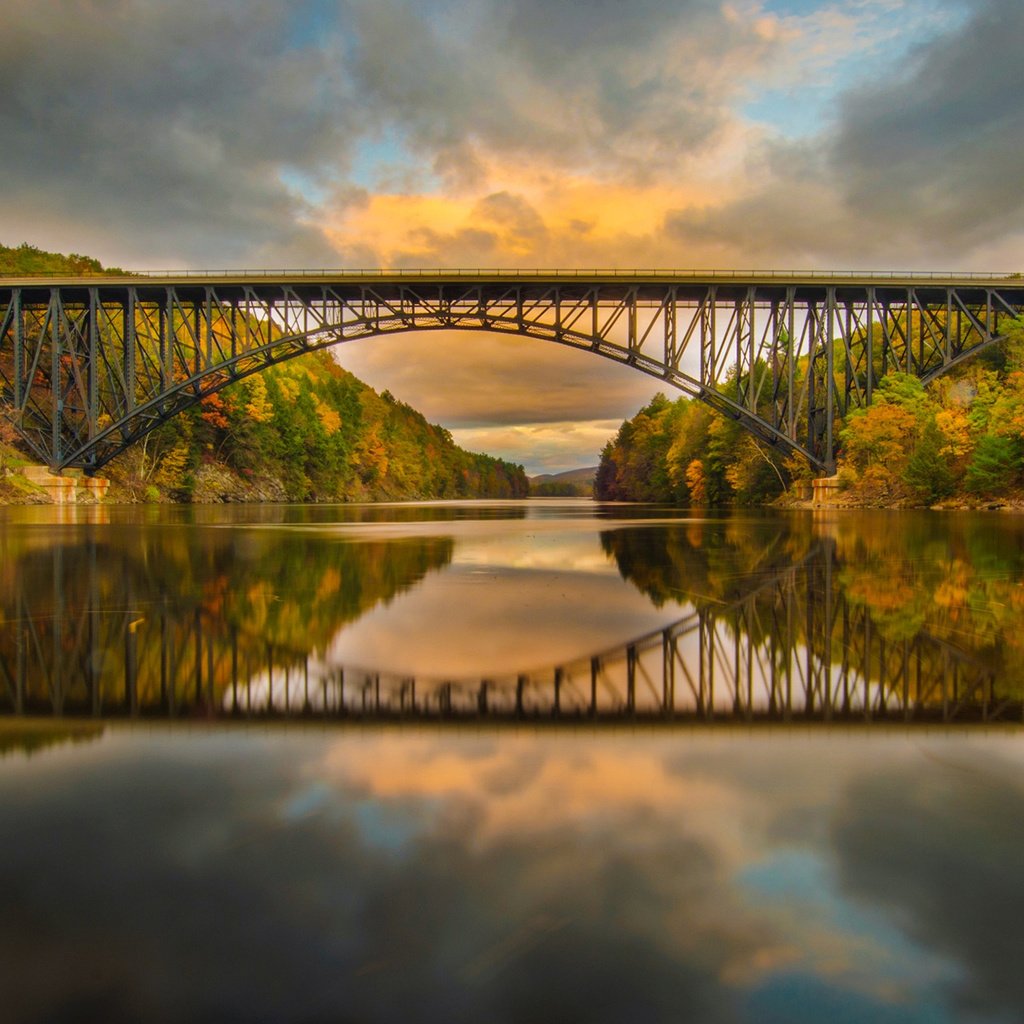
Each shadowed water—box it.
[1,501,1022,1022]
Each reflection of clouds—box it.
[326,563,688,678]
[2,730,1019,1021]
[456,531,616,574]
[322,734,747,853]
[832,746,1024,1021]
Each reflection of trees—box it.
[0,720,104,758]
[600,513,1020,710]
[0,525,453,715]
[600,514,815,608]
[2,511,1020,722]
[605,512,1024,685]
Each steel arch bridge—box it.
[2,270,1023,474]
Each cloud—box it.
[832,0,1024,247]
[0,0,352,267]
[4,729,1013,1020]
[344,0,778,180]
[665,0,1024,269]
[451,420,621,474]
[326,555,684,678]
[334,328,663,425]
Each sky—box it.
[2,0,1023,472]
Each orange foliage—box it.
[200,392,229,430]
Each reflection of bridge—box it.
[3,271,1023,473]
[2,540,1015,725]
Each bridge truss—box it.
[1,271,1023,473]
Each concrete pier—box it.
[21,466,109,504]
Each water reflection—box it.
[0,507,1020,723]
[1,729,1021,1022]
[2,504,1024,1022]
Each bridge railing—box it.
[2,267,1021,281]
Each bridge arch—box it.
[1,271,1021,473]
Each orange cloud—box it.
[324,146,744,269]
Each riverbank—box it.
[774,472,1024,511]
[0,443,523,505]
[779,492,1024,512]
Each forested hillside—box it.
[0,243,528,502]
[596,317,1024,507]
[0,242,126,276]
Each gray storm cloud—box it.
[3,0,1017,269]
[0,0,351,266]
[667,0,1024,269]
[833,0,1024,247]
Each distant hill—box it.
[529,466,597,497]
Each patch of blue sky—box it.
[284,0,343,50]
[349,130,441,193]
[739,850,961,996]
[279,167,332,207]
[742,89,831,138]
[743,0,966,137]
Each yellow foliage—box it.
[314,397,341,435]
[153,441,190,489]
[935,407,972,459]
[685,459,706,505]
[244,376,273,424]
[277,378,299,404]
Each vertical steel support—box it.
[905,289,913,373]
[50,290,61,469]
[125,289,137,413]
[746,286,757,413]
[160,290,171,393]
[193,300,202,379]
[204,287,213,373]
[87,288,99,446]
[662,630,675,716]
[12,289,23,412]
[627,289,637,358]
[806,303,817,458]
[825,288,835,473]
[865,288,874,405]
[786,288,796,439]
[944,288,953,368]
[665,290,677,370]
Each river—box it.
[1,500,1022,1022]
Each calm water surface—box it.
[1,500,1022,1022]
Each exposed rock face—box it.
[189,463,289,503]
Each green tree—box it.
[903,419,955,503]
[965,434,1021,495]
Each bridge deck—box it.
[1,269,1021,290]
